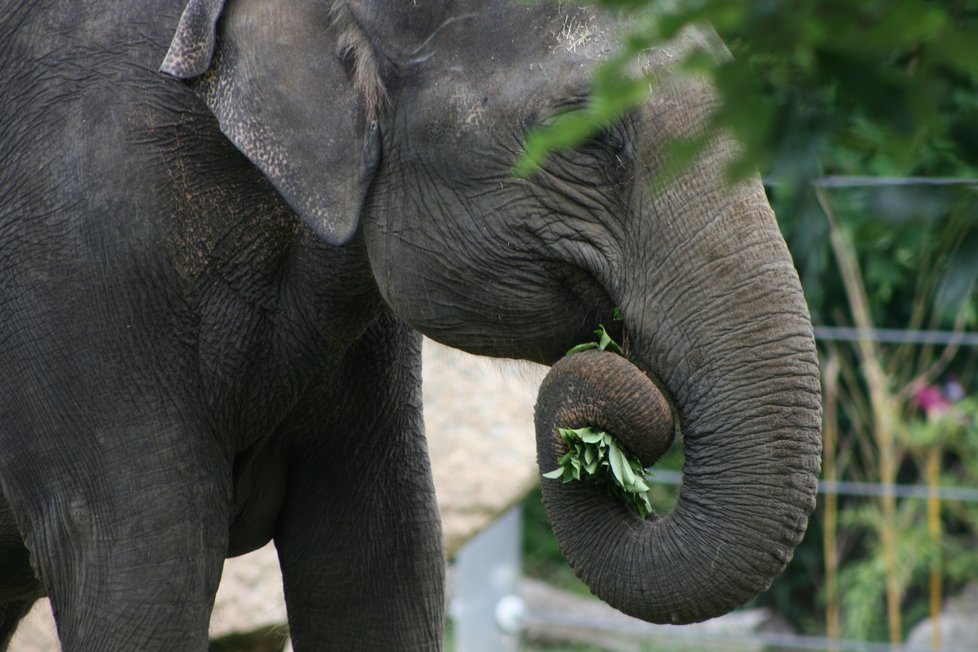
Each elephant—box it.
[0,0,822,649]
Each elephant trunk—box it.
[536,350,675,468]
[534,177,822,624]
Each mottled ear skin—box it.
[160,0,378,246]
[160,0,227,80]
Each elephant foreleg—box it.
[275,312,445,651]
[0,419,230,652]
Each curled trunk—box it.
[535,183,822,625]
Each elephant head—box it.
[163,0,822,625]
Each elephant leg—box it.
[0,599,34,651]
[1,420,230,652]
[275,312,445,651]
[42,521,226,651]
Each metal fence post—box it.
[452,506,526,652]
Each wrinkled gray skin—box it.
[0,0,822,649]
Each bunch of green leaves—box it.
[543,426,654,518]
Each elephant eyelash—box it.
[554,94,590,112]
[522,100,629,178]
[579,126,625,155]
[564,126,628,178]
[526,93,591,131]
[545,94,628,147]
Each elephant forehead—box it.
[546,7,617,59]
[410,57,592,139]
[413,4,615,87]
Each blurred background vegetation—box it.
[521,0,978,647]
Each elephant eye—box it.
[531,104,585,132]
[580,125,625,156]
[524,99,630,175]
[529,99,626,154]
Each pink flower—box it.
[913,385,953,419]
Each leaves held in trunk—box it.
[545,322,656,517]
[543,426,654,519]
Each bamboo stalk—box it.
[927,447,943,650]
[817,187,903,646]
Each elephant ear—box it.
[160,0,382,245]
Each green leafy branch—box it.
[543,427,653,518]
[565,322,625,356]
[564,306,628,358]
[517,1,978,188]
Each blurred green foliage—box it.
[777,184,978,330]
[523,0,978,186]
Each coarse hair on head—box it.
[331,1,389,122]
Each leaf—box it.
[584,446,596,466]
[566,324,625,357]
[565,342,599,355]
[608,445,626,486]
[543,424,654,518]
[577,427,606,444]
[636,494,653,519]
[613,445,636,486]
[595,325,625,355]
[629,475,651,493]
[622,459,640,489]
[584,457,600,475]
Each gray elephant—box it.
[0,0,822,649]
